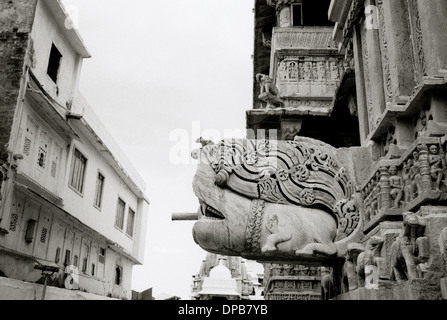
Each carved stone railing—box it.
[360,137,446,233]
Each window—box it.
[55,247,61,263]
[40,227,48,243]
[82,257,88,273]
[292,1,303,26]
[69,149,87,194]
[91,263,96,276]
[115,198,126,230]
[115,266,122,285]
[99,247,106,264]
[73,255,79,267]
[292,0,334,27]
[126,208,135,237]
[64,250,71,266]
[94,172,105,209]
[25,219,37,243]
[47,43,62,83]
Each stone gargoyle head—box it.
[191,137,362,264]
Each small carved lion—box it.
[356,236,384,287]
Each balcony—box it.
[258,26,344,112]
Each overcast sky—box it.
[60,0,256,299]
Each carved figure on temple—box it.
[341,243,364,293]
[356,236,384,288]
[417,111,428,138]
[428,144,444,191]
[191,137,362,263]
[321,269,335,300]
[311,62,318,80]
[330,61,340,81]
[261,213,293,253]
[279,61,288,80]
[299,61,305,80]
[196,137,214,148]
[390,212,429,281]
[256,73,284,108]
[288,62,298,80]
[318,61,326,81]
[303,62,312,81]
[389,166,404,209]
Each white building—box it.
[0,0,149,300]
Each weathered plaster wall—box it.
[0,0,37,148]
[29,0,82,110]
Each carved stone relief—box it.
[361,142,447,227]
[276,57,345,97]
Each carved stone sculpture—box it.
[196,137,214,148]
[356,236,384,288]
[321,269,335,300]
[191,137,362,264]
[341,243,364,293]
[390,212,429,281]
[428,144,443,191]
[389,166,404,209]
[256,74,284,109]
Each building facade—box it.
[0,0,149,300]
[247,0,447,300]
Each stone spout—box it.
[171,212,199,221]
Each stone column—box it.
[376,0,416,105]
[362,0,387,131]
[352,25,370,143]
[379,166,391,210]
[418,145,431,192]
[416,0,447,76]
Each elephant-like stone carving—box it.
[191,137,362,264]
[356,236,384,288]
[390,212,429,281]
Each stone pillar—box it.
[416,0,447,76]
[417,145,431,192]
[361,0,387,131]
[352,25,369,143]
[379,166,391,210]
[376,0,416,104]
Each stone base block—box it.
[441,278,447,300]
[334,279,442,300]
